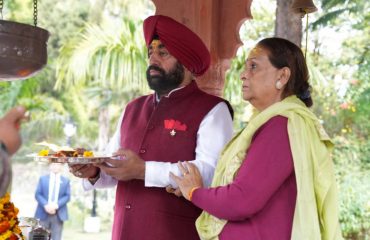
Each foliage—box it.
[307,1,370,238]
[54,15,149,151]
[224,1,275,130]
[224,51,248,130]
[1,0,152,157]
[333,135,370,239]
[0,0,96,158]
[312,1,369,31]
[55,18,148,92]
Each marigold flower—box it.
[0,193,24,239]
[0,221,10,234]
[38,149,49,156]
[83,151,94,157]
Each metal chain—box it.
[33,0,38,26]
[0,0,3,20]
[0,0,37,24]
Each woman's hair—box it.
[256,37,313,107]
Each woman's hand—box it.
[170,161,203,201]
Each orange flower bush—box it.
[0,193,24,240]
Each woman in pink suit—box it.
[171,37,343,240]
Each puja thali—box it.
[33,155,111,164]
[30,142,112,164]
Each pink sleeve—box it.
[192,116,294,221]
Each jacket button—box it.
[139,149,146,154]
[147,125,154,130]
[125,204,131,209]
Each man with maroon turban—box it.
[70,15,233,240]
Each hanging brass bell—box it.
[0,20,49,81]
[291,0,318,15]
[0,0,49,81]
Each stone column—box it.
[151,0,252,97]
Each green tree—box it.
[310,1,370,238]
[0,0,96,157]
[55,17,148,150]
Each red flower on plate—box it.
[164,119,187,131]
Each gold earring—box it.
[275,81,282,90]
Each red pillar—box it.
[151,0,252,97]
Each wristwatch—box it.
[0,141,8,154]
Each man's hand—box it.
[0,106,27,155]
[44,204,56,215]
[96,149,145,181]
[69,164,99,179]
[165,185,183,197]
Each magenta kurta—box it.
[192,116,297,240]
[112,81,231,240]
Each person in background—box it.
[0,106,27,197]
[69,15,234,240]
[35,163,71,240]
[171,37,343,240]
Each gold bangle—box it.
[188,187,200,201]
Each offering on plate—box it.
[33,142,110,164]
[32,141,111,164]
[37,147,94,158]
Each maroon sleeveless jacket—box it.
[112,81,232,240]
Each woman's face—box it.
[240,46,283,111]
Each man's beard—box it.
[146,62,185,96]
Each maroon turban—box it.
[143,15,210,76]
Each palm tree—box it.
[55,17,148,150]
[311,0,367,30]
[0,78,72,161]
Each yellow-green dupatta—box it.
[196,96,342,240]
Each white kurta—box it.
[83,93,233,190]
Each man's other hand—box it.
[97,149,145,181]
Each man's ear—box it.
[181,68,194,85]
[279,67,291,85]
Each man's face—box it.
[146,40,185,95]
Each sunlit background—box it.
[1,0,368,239]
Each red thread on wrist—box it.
[188,187,200,201]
